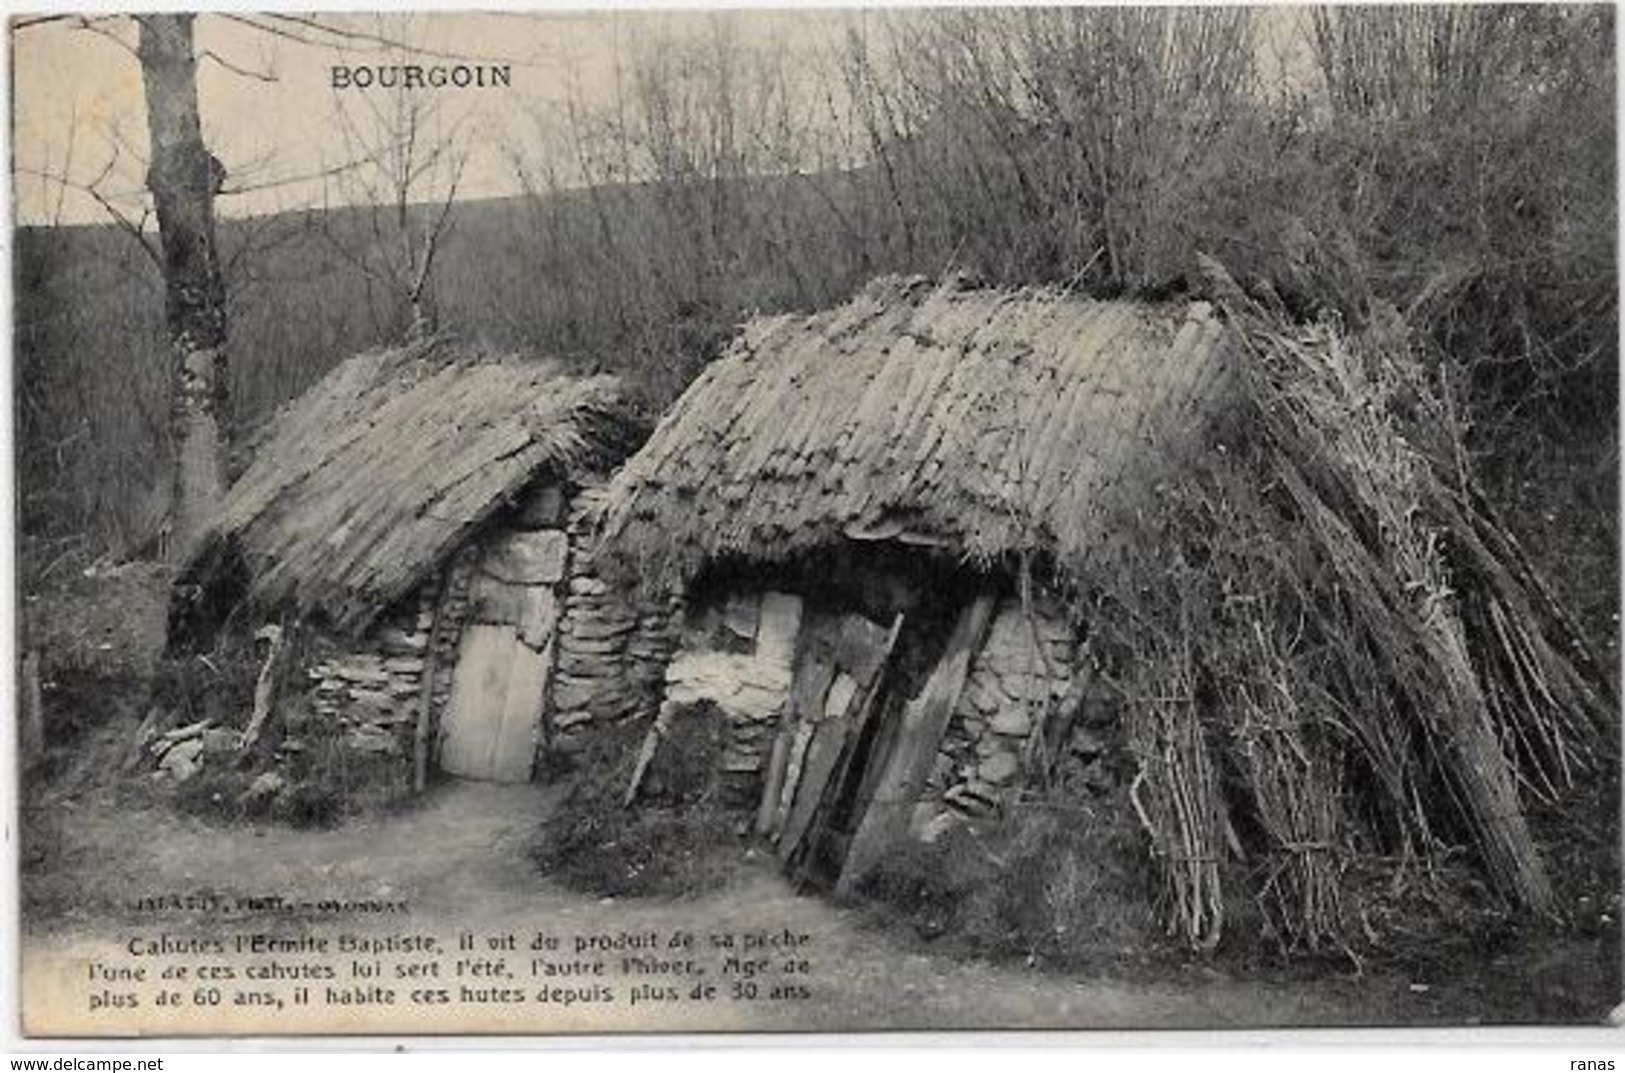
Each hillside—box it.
[13,7,1617,662]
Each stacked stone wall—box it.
[307,585,441,762]
[658,590,803,806]
[548,486,677,750]
[931,598,1076,816]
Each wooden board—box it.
[756,591,804,667]
[777,715,848,862]
[784,612,904,884]
[779,614,902,866]
[439,622,553,783]
[759,612,835,836]
[483,529,569,585]
[770,648,837,838]
[518,586,559,650]
[492,638,550,782]
[755,706,798,836]
[835,595,994,897]
[836,615,893,689]
[849,694,902,824]
[469,573,526,625]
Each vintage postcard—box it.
[10,7,1621,1040]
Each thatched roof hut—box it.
[197,338,643,635]
[170,339,666,792]
[598,275,1233,590]
[596,274,1610,954]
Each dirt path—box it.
[20,777,1619,1036]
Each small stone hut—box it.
[596,275,1236,890]
[176,339,672,792]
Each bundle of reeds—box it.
[1088,259,1611,951]
[1122,613,1226,952]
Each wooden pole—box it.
[238,624,284,753]
[414,567,457,793]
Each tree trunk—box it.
[20,649,44,765]
[138,14,228,565]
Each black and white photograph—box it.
[8,5,1620,1040]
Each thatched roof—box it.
[194,338,643,634]
[598,276,1234,588]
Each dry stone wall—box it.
[308,585,440,763]
[140,575,448,799]
[548,486,677,750]
[931,597,1077,817]
[658,590,803,806]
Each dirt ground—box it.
[19,759,1622,1036]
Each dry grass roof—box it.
[196,338,642,634]
[598,276,1234,587]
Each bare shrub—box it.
[858,795,1160,967]
[531,713,745,899]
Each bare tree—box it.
[137,14,231,564]
[15,14,240,562]
[14,13,516,559]
[320,20,471,342]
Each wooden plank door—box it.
[777,612,901,866]
[439,577,558,783]
[835,594,994,897]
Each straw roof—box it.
[597,276,1234,588]
[195,338,643,634]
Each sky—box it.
[9,7,1312,228]
[10,10,865,225]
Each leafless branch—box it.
[409,154,465,306]
[85,157,162,268]
[20,152,162,267]
[50,104,79,228]
[199,47,277,83]
[220,153,383,197]
[216,13,325,50]
[243,12,553,69]
[77,17,139,59]
[221,210,316,292]
[12,13,118,31]
[97,117,149,172]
